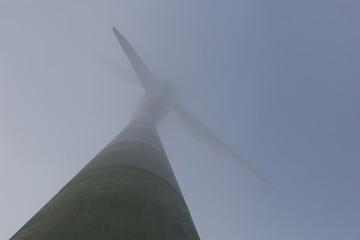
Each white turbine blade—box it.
[72,35,142,89]
[174,103,277,193]
[92,50,143,89]
[113,27,162,97]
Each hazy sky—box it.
[1,1,359,239]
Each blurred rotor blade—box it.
[92,49,142,89]
[72,34,142,89]
[174,103,277,193]
[113,27,161,97]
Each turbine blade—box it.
[113,27,161,97]
[174,103,277,193]
[70,35,142,89]
[92,49,142,89]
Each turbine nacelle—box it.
[132,81,176,124]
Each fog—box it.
[1,1,359,239]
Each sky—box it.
[0,1,359,239]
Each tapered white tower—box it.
[11,112,200,239]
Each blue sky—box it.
[1,1,359,239]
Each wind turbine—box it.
[110,27,276,193]
[11,27,275,240]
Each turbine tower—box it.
[11,27,275,240]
